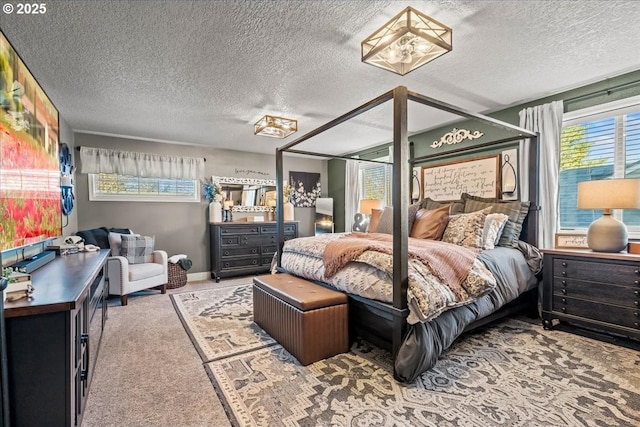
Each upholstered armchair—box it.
[76,227,168,305]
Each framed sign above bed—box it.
[422,155,501,200]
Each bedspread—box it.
[279,233,496,323]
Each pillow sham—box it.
[368,209,383,233]
[481,213,509,250]
[374,203,421,235]
[419,197,464,215]
[410,205,450,240]
[461,193,530,248]
[119,235,155,264]
[442,207,491,248]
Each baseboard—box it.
[187,271,210,282]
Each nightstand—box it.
[542,249,640,341]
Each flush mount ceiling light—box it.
[254,115,298,139]
[361,6,452,76]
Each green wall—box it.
[328,69,640,220]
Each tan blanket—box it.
[323,232,476,300]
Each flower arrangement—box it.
[201,178,223,202]
[283,184,294,202]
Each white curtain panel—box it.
[79,147,205,180]
[345,159,360,231]
[519,100,564,249]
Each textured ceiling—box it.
[2,0,640,155]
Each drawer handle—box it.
[561,307,566,312]
[226,240,233,244]
[561,289,567,295]
[562,262,567,267]
[252,260,257,265]
[224,263,229,267]
[224,251,229,256]
[562,271,567,277]
[635,290,639,296]
[252,249,257,254]
[562,280,567,285]
[635,312,639,317]
[635,280,639,286]
[636,301,639,307]
[562,298,567,304]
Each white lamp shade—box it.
[577,178,640,209]
[358,199,384,215]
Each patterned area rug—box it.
[175,286,640,427]
[170,284,275,362]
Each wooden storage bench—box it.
[253,273,349,365]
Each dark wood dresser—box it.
[210,221,298,282]
[4,249,109,426]
[542,248,640,341]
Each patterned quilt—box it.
[279,233,496,324]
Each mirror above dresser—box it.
[213,176,276,212]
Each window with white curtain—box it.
[358,156,392,206]
[88,173,199,202]
[559,95,640,232]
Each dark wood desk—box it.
[4,249,109,426]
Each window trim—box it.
[88,174,200,203]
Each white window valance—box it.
[79,147,205,180]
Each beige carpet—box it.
[82,278,250,427]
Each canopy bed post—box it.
[527,134,540,247]
[275,148,285,269]
[391,86,410,311]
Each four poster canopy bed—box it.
[273,86,541,382]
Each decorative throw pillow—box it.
[374,203,421,235]
[108,231,138,257]
[481,213,509,250]
[410,205,451,240]
[461,193,530,248]
[368,209,383,233]
[419,197,464,215]
[119,235,155,264]
[442,207,492,248]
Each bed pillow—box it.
[419,197,464,215]
[461,193,530,248]
[119,235,155,264]
[410,205,450,240]
[481,213,509,250]
[368,209,383,233]
[374,203,420,235]
[442,207,491,248]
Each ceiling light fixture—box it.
[361,6,452,76]
[254,115,298,139]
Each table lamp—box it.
[353,199,383,232]
[577,178,640,252]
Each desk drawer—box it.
[260,224,297,234]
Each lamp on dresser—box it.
[577,178,640,252]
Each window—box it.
[88,173,199,202]
[559,96,640,231]
[358,157,392,206]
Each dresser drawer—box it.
[553,258,640,286]
[219,225,260,235]
[220,257,261,270]
[552,296,640,330]
[552,278,640,308]
[220,246,259,258]
[220,236,240,246]
[260,224,297,234]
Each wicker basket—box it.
[167,262,188,289]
